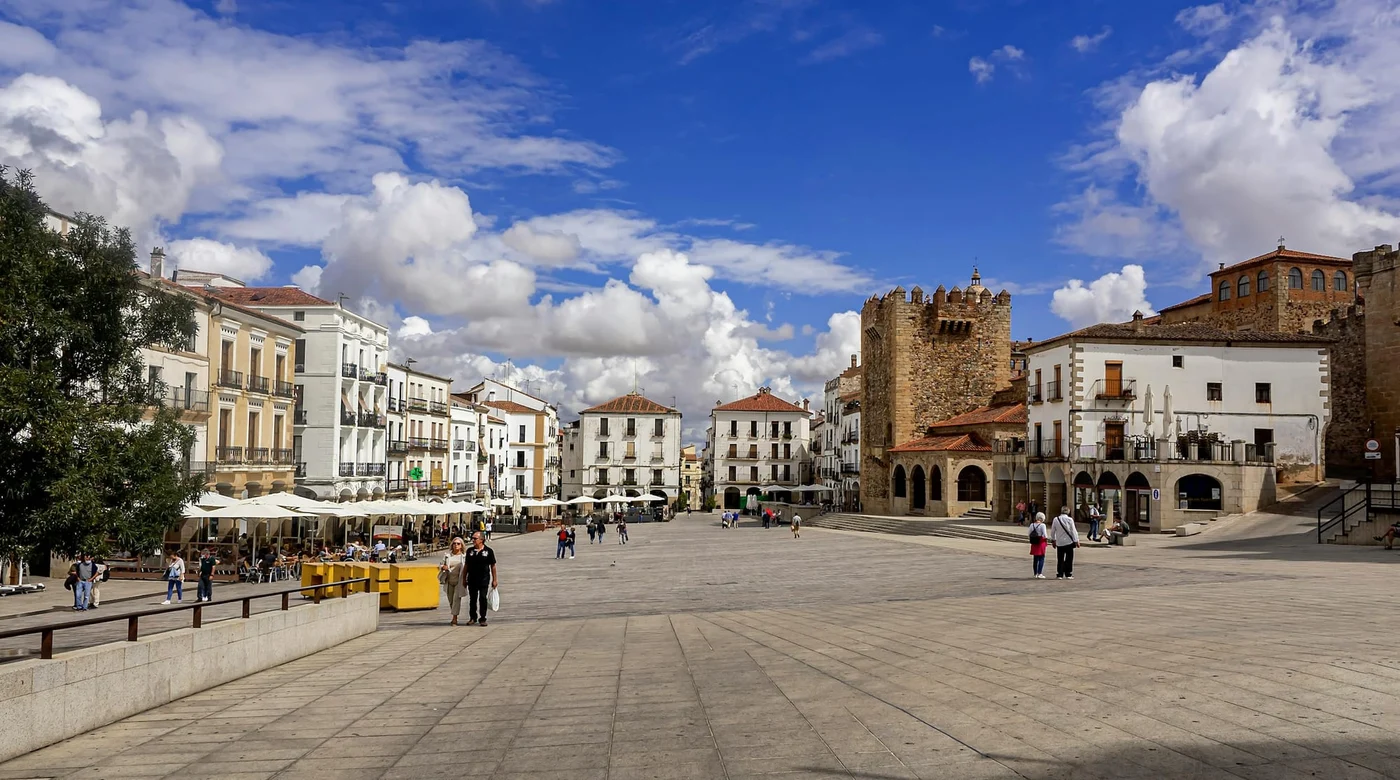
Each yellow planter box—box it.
[349,563,373,594]
[386,563,440,611]
[366,563,392,608]
[299,562,325,599]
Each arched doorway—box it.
[1072,471,1095,515]
[723,487,740,509]
[957,466,987,502]
[1096,472,1121,525]
[745,487,761,513]
[931,465,943,501]
[1176,474,1222,510]
[910,466,926,510]
[1125,472,1152,532]
[893,465,907,498]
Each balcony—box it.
[357,462,386,477]
[359,366,374,382]
[293,408,308,425]
[621,453,637,462]
[727,451,759,461]
[1246,442,1275,464]
[388,439,408,454]
[595,454,611,463]
[1028,439,1064,459]
[841,433,860,444]
[425,482,449,495]
[341,363,358,379]
[273,380,296,398]
[429,438,449,452]
[453,481,476,494]
[651,455,666,462]
[781,432,793,440]
[622,478,638,486]
[245,447,270,465]
[453,439,466,451]
[338,463,356,477]
[388,397,400,413]
[1027,385,1043,404]
[841,463,859,475]
[340,407,356,427]
[217,369,243,390]
[1046,380,1063,402]
[295,462,307,478]
[162,387,210,415]
[408,437,431,451]
[357,411,379,428]
[405,397,429,413]
[384,478,409,494]
[458,440,477,452]
[1092,378,1137,401]
[180,460,214,479]
[429,400,448,416]
[216,446,243,464]
[246,374,270,394]
[545,456,560,467]
[272,448,295,465]
[294,360,305,373]
[369,372,387,386]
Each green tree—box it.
[0,169,203,578]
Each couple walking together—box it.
[440,533,499,627]
[1027,508,1079,579]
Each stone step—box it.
[807,513,1024,544]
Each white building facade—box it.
[709,388,813,510]
[448,398,484,499]
[198,285,390,502]
[565,393,683,502]
[461,380,560,499]
[386,363,452,498]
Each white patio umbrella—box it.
[599,495,632,504]
[633,494,665,503]
[566,496,596,505]
[449,501,488,514]
[195,491,238,507]
[490,498,514,507]
[182,505,209,519]
[198,503,308,561]
[760,484,786,493]
[1161,385,1174,440]
[1142,384,1154,438]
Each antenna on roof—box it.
[337,293,348,308]
[632,360,638,394]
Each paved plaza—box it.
[5,514,1400,779]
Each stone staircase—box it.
[960,507,993,522]
[804,513,1025,544]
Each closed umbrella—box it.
[1161,385,1174,440]
[1142,384,1154,438]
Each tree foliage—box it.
[0,169,203,562]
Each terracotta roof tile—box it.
[1028,321,1333,351]
[205,286,335,307]
[838,390,861,403]
[889,433,992,454]
[1157,292,1212,314]
[581,393,677,415]
[927,402,1026,429]
[1218,247,1349,274]
[483,400,537,414]
[486,415,506,424]
[713,389,807,414]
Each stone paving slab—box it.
[5,518,1400,779]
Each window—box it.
[598,442,609,458]
[783,421,792,437]
[1172,355,1184,368]
[515,451,525,468]
[626,418,635,436]
[771,422,779,438]
[930,466,942,500]
[1288,267,1303,289]
[652,469,663,484]
[625,468,635,484]
[294,339,305,371]
[728,420,736,437]
[1218,280,1231,301]
[749,466,758,481]
[1207,382,1222,402]
[1335,271,1348,291]
[783,443,791,459]
[1311,269,1325,291]
[771,464,779,480]
[1258,270,1270,292]
[1237,275,1250,297]
[147,364,162,392]
[1052,420,1063,457]
[750,420,758,437]
[1255,383,1271,403]
[1176,474,1222,510]
[771,443,779,458]
[728,466,736,481]
[893,465,907,498]
[654,419,664,437]
[598,469,610,485]
[293,311,305,321]
[600,418,610,436]
[956,466,987,502]
[518,425,526,443]
[1253,429,1273,447]
[727,444,737,458]
[570,470,576,478]
[515,475,525,493]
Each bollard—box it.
[242,598,251,619]
[192,605,202,629]
[281,592,289,611]
[127,616,139,641]
[40,629,53,660]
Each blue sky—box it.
[2,0,1398,427]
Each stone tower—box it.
[1353,244,1398,481]
[859,269,1012,515]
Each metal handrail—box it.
[0,578,370,660]
[1317,482,1368,543]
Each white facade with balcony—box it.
[1005,317,1331,532]
[563,393,683,503]
[449,398,485,499]
[461,379,560,498]
[385,363,452,498]
[709,388,813,510]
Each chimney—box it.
[803,399,810,411]
[1131,310,1144,333]
[1218,262,1225,271]
[849,354,857,368]
[150,247,166,279]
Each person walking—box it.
[587,518,596,543]
[197,549,218,602]
[556,525,569,559]
[596,517,606,544]
[161,552,186,605]
[484,519,493,541]
[617,518,628,545]
[791,513,801,539]
[1087,502,1102,542]
[1016,500,1027,526]
[440,537,468,626]
[1049,506,1080,580]
[72,553,98,611]
[1028,513,1049,578]
[463,532,497,627]
[567,525,577,559]
[90,556,108,609]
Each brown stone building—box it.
[1159,246,1356,333]
[1352,244,1400,482]
[886,401,1026,517]
[860,269,1012,515]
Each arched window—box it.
[1237,275,1250,297]
[1288,267,1303,289]
[1218,280,1231,301]
[1176,474,1222,511]
[957,466,987,502]
[1257,270,1270,292]
[931,465,943,501]
[1311,270,1325,291]
[1334,271,1348,291]
[910,466,926,510]
[892,465,907,498]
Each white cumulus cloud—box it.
[1050,265,1155,328]
[165,238,272,281]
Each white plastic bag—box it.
[488,586,500,612]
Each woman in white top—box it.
[440,537,468,625]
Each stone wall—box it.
[1314,305,1368,479]
[1355,245,1400,481]
[860,278,1011,515]
[0,592,380,762]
